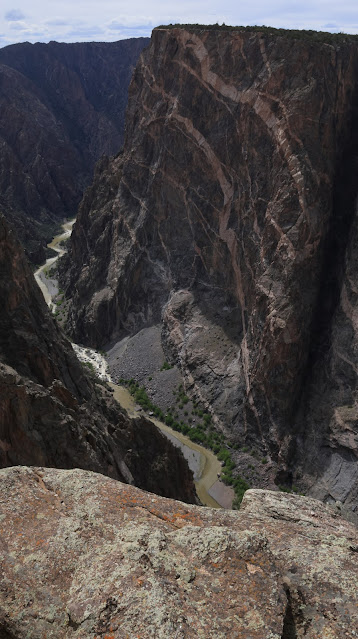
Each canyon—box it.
[0,25,358,637]
[0,37,149,262]
[0,212,195,503]
[60,26,358,516]
[33,219,231,509]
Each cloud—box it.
[108,15,158,28]
[322,23,341,31]
[5,9,25,21]
[107,21,122,31]
[46,19,71,27]
[107,20,155,34]
[9,21,27,31]
[67,26,105,38]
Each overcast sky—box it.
[1,0,357,48]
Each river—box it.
[34,220,229,509]
[34,219,75,308]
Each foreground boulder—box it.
[0,466,357,638]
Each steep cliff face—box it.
[0,214,196,503]
[0,37,149,262]
[1,467,357,638]
[295,195,358,511]
[61,27,358,509]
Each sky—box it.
[1,0,358,48]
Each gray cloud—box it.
[46,19,70,27]
[67,26,105,37]
[107,21,122,31]
[5,9,25,21]
[9,21,26,31]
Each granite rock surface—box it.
[0,466,357,639]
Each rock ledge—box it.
[0,466,357,638]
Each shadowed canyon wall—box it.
[61,27,358,512]
[0,37,149,262]
[0,213,196,503]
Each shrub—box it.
[217,448,231,463]
[160,361,172,371]
[188,429,207,444]
[232,476,250,508]
[221,473,234,486]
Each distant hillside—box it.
[0,37,149,262]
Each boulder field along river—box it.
[60,26,358,517]
[0,213,196,503]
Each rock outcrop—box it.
[0,37,149,262]
[0,213,196,503]
[0,466,357,638]
[60,27,358,511]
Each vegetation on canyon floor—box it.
[121,377,250,508]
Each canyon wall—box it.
[0,37,149,262]
[61,27,358,511]
[1,466,357,638]
[0,213,195,503]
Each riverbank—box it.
[107,326,235,508]
[110,382,232,509]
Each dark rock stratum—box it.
[0,37,149,262]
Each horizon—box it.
[1,24,357,51]
[1,1,358,48]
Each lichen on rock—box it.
[0,467,357,638]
